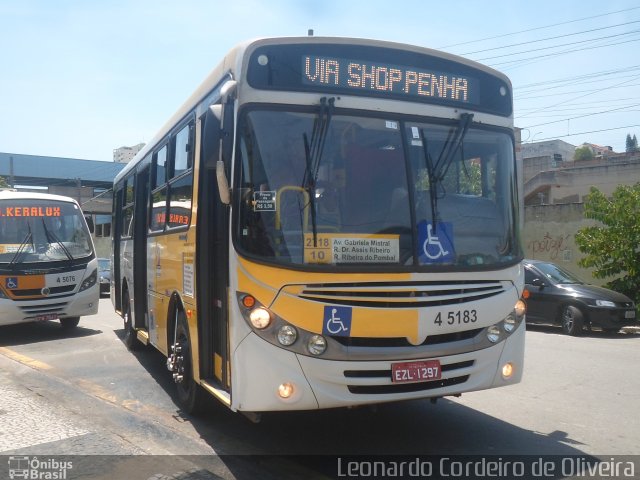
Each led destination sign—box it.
[247,43,513,116]
[0,206,61,217]
[302,55,478,105]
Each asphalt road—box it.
[1,298,639,479]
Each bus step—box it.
[136,329,149,345]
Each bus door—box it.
[112,187,123,312]
[133,166,150,329]
[197,103,231,392]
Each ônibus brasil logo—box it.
[8,456,72,480]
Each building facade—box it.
[520,139,640,285]
[113,143,145,163]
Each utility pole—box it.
[76,177,82,203]
[9,155,15,188]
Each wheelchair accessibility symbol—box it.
[6,277,18,289]
[417,221,454,263]
[322,306,352,337]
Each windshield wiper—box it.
[302,96,335,246]
[41,219,74,261]
[9,224,34,267]
[420,112,474,227]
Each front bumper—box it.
[0,283,99,327]
[586,306,637,329]
[232,320,525,412]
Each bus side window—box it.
[122,176,135,238]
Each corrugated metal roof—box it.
[0,152,125,185]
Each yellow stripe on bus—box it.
[238,258,420,342]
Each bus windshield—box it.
[235,108,520,269]
[0,200,93,264]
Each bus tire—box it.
[122,292,139,350]
[174,311,206,414]
[60,317,80,329]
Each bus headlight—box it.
[79,269,97,292]
[249,307,272,329]
[503,313,516,333]
[277,325,298,346]
[487,325,501,343]
[514,299,526,319]
[307,335,327,355]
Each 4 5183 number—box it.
[434,309,478,326]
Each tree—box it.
[0,176,9,188]
[573,146,594,162]
[574,184,640,304]
[625,133,639,153]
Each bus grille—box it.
[11,285,76,297]
[345,360,473,394]
[19,302,69,317]
[347,375,469,394]
[332,328,482,347]
[298,280,505,308]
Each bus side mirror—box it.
[202,104,221,169]
[85,215,95,233]
[202,104,230,204]
[216,160,230,205]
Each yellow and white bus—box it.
[112,37,526,416]
[0,190,99,328]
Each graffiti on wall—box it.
[527,232,571,260]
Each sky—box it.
[1,0,640,161]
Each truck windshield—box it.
[234,108,520,269]
[0,200,93,264]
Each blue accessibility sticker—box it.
[322,306,352,337]
[5,277,18,289]
[417,221,455,264]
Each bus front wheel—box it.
[60,317,80,329]
[171,311,206,414]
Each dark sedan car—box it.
[524,259,637,335]
[98,257,111,296]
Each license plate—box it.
[391,360,442,384]
[625,310,636,319]
[34,314,58,322]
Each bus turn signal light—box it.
[242,295,256,308]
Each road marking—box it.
[0,346,197,440]
[0,347,52,371]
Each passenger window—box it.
[150,187,168,232]
[154,146,167,189]
[122,177,135,238]
[173,124,192,178]
[167,175,192,228]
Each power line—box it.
[517,73,640,119]
[488,37,640,68]
[520,102,640,129]
[439,6,640,49]
[515,65,640,90]
[523,124,640,143]
[463,20,640,56]
[475,29,640,62]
